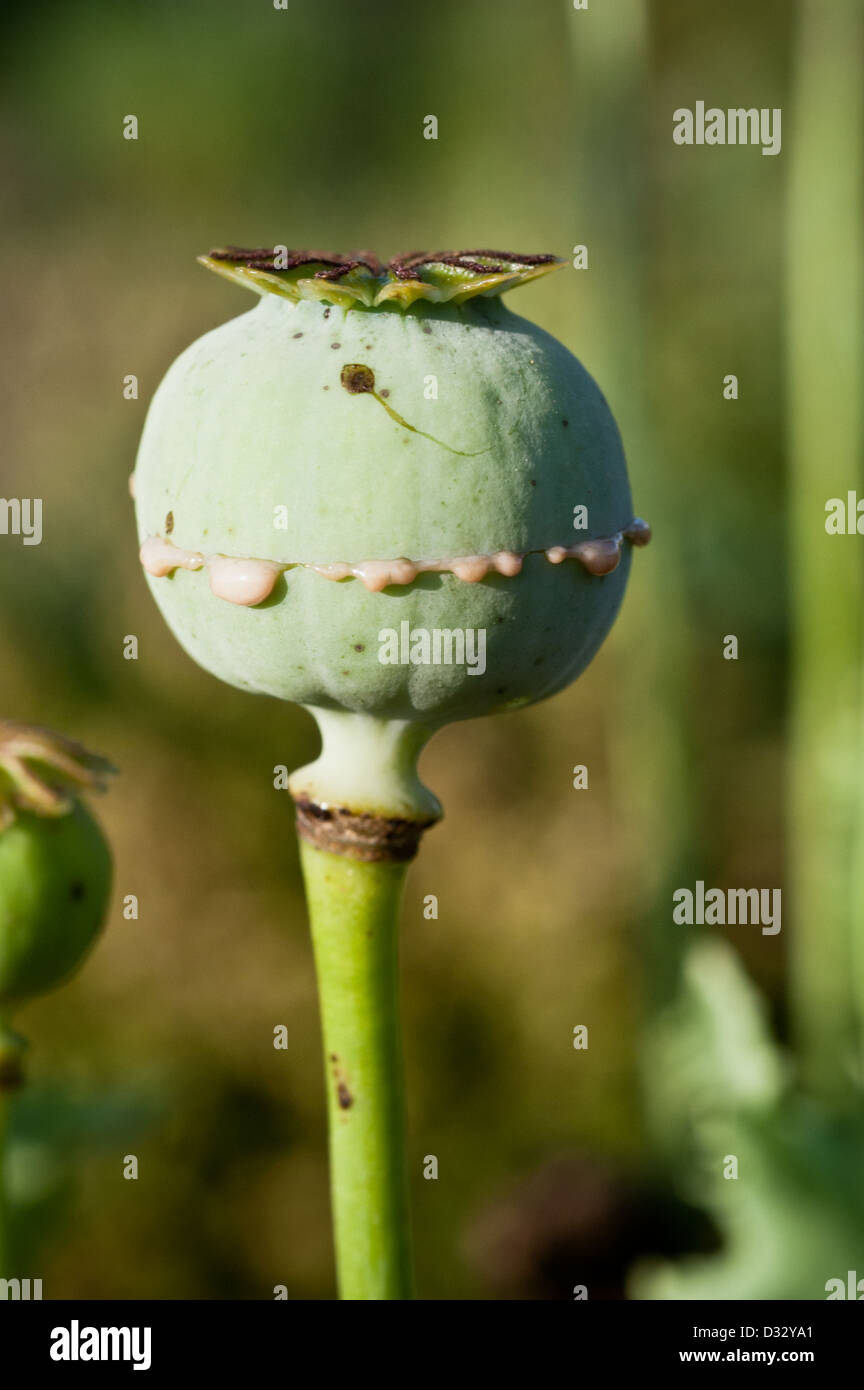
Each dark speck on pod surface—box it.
[337,1082,353,1110]
[331,342,341,349]
[422,324,432,334]
[70,880,85,901]
[379,388,390,398]
[354,643,365,652]
[293,332,303,339]
[562,418,569,427]
[165,511,174,534]
[341,363,375,394]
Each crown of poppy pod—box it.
[199,247,567,310]
[0,722,115,829]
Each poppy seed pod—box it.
[134,249,649,837]
[0,724,114,1084]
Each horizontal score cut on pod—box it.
[139,519,651,606]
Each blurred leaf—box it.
[634,941,864,1299]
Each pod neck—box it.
[288,711,442,862]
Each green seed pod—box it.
[0,724,114,1050]
[134,249,649,828]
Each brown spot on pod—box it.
[165,511,174,535]
[341,363,375,394]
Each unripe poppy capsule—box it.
[0,723,114,1073]
[134,249,650,841]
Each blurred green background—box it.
[2,0,861,1299]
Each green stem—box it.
[300,840,414,1300]
[787,0,864,1102]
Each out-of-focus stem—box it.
[0,1021,25,1280]
[787,0,864,1102]
[0,1091,11,1279]
[569,2,694,1016]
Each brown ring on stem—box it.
[293,797,438,863]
